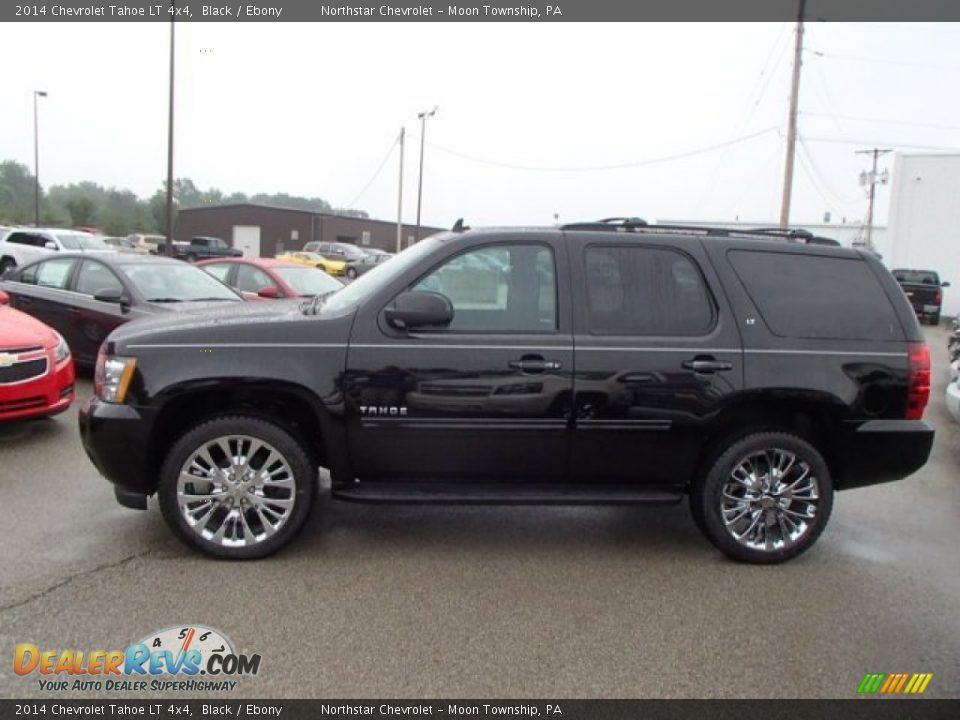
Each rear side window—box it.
[584,245,714,336]
[5,232,46,247]
[729,250,901,340]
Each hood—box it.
[0,305,57,350]
[107,298,351,349]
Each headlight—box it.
[94,349,137,404]
[53,333,70,364]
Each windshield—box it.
[273,266,343,297]
[123,263,242,302]
[56,233,111,251]
[322,237,443,313]
[892,269,939,285]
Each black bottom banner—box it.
[1,700,959,720]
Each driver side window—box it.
[412,244,556,333]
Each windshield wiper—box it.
[148,298,183,303]
[302,290,337,315]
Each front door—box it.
[344,239,573,482]
[67,259,131,365]
[567,236,743,486]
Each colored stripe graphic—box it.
[858,672,932,695]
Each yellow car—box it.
[276,251,347,277]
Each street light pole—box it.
[165,2,176,256]
[33,90,47,227]
[396,126,405,253]
[415,106,437,242]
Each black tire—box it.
[692,431,834,564]
[158,415,316,559]
[0,257,16,276]
[185,253,198,263]
[346,267,358,280]
[930,313,941,327]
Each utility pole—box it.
[857,148,891,251]
[396,126,405,253]
[415,106,437,243]
[33,90,47,227]
[779,0,806,229]
[164,2,176,256]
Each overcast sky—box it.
[2,21,959,229]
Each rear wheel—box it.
[185,253,198,263]
[0,257,15,276]
[158,415,316,559]
[692,432,833,564]
[345,267,358,279]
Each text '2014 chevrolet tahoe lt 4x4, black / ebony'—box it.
[78,220,935,563]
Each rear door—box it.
[567,234,743,486]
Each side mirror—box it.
[257,285,279,299]
[385,291,453,330]
[942,281,951,288]
[0,290,9,305]
[44,241,57,250]
[94,288,130,313]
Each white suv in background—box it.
[0,228,114,275]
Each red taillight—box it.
[935,289,943,304]
[906,342,931,420]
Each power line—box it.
[801,110,960,133]
[799,134,960,152]
[343,137,398,209]
[797,136,862,205]
[794,145,844,217]
[412,126,781,173]
[806,48,960,72]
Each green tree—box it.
[0,160,38,224]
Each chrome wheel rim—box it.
[177,435,296,548]
[721,448,820,553]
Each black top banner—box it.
[5,0,960,22]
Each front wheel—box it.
[158,415,316,559]
[0,257,16,276]
[692,432,834,564]
[345,267,358,280]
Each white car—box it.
[946,378,960,424]
[0,228,113,275]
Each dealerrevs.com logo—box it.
[14,625,261,693]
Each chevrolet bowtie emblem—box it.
[0,352,17,368]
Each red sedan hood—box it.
[0,305,56,350]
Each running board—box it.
[331,483,684,506]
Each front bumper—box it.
[835,419,935,490]
[78,396,159,507]
[0,356,75,422]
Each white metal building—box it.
[883,153,960,318]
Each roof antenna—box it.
[451,218,469,232]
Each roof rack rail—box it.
[559,219,841,246]
[560,217,647,231]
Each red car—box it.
[0,289,75,421]
[197,257,343,300]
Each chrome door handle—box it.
[682,357,733,373]
[509,356,562,373]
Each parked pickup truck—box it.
[79,220,934,564]
[154,236,243,262]
[892,268,950,325]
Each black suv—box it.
[79,220,935,563]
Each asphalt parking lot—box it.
[1,326,958,699]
